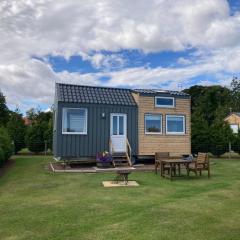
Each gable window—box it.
[145,114,162,134]
[155,97,175,108]
[230,124,239,134]
[62,108,87,134]
[166,115,185,135]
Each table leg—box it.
[161,161,163,177]
[186,163,190,177]
[170,163,172,181]
[178,163,181,176]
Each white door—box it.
[110,114,127,153]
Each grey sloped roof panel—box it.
[133,89,189,96]
[56,83,137,106]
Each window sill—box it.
[145,132,162,135]
[166,133,186,135]
[155,105,175,108]
[62,132,87,135]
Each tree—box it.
[184,85,233,156]
[0,127,13,166]
[209,120,233,157]
[184,85,231,125]
[0,90,9,126]
[230,77,240,112]
[26,108,52,123]
[44,120,53,151]
[7,109,26,154]
[25,123,45,153]
[191,112,211,154]
[231,132,240,154]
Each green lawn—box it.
[0,156,240,240]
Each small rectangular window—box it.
[145,114,162,134]
[119,116,124,135]
[62,108,87,134]
[230,124,239,134]
[155,97,174,108]
[112,116,118,135]
[166,115,185,135]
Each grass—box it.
[0,156,240,240]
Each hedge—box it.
[0,127,13,166]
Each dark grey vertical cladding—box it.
[55,102,138,158]
[53,87,58,157]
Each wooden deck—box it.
[50,162,155,173]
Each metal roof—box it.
[56,83,137,106]
[133,89,189,96]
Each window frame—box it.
[155,96,175,108]
[110,113,127,137]
[144,113,163,135]
[166,114,186,135]
[230,124,239,134]
[62,108,88,135]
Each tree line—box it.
[184,77,240,156]
[0,91,53,166]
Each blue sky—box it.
[0,0,240,113]
[48,49,196,73]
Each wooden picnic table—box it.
[161,159,193,180]
[115,169,132,185]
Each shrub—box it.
[44,121,53,151]
[209,121,233,157]
[25,124,45,153]
[0,147,4,167]
[7,111,26,154]
[232,132,240,154]
[0,127,13,165]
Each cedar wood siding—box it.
[54,102,138,159]
[133,93,191,156]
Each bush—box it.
[44,121,53,151]
[25,124,45,153]
[232,132,240,154]
[7,111,26,154]
[0,127,13,166]
[0,147,5,167]
[209,121,233,157]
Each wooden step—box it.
[113,158,129,167]
[112,152,126,158]
[113,158,128,162]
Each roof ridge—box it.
[56,82,132,91]
[133,88,189,96]
[134,88,183,92]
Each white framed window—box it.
[230,124,239,134]
[155,97,175,108]
[62,108,87,134]
[145,114,162,134]
[166,115,185,135]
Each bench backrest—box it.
[197,152,208,164]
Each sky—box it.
[0,0,240,113]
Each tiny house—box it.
[224,112,240,133]
[53,83,191,163]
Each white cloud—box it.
[0,0,240,110]
[86,53,126,70]
[177,57,192,66]
[0,0,239,61]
